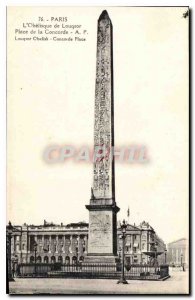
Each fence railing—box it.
[17,263,169,280]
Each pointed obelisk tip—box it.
[98,10,110,20]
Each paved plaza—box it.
[9,270,189,295]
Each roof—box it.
[137,221,154,231]
[168,238,187,246]
[126,224,140,231]
[66,222,89,228]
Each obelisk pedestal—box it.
[85,10,120,264]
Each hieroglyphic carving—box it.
[93,11,113,199]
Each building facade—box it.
[9,220,166,265]
[120,221,166,265]
[167,238,188,266]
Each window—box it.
[51,256,56,263]
[22,243,25,250]
[126,257,131,264]
[37,256,42,263]
[58,235,63,241]
[72,256,77,264]
[30,256,34,263]
[59,244,63,251]
[142,243,145,250]
[65,256,70,264]
[44,256,49,263]
[58,256,63,263]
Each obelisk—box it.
[85,10,120,263]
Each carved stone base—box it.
[86,208,118,255]
[84,255,119,264]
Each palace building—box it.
[9,220,166,265]
[167,238,188,266]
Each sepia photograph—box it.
[6,6,189,295]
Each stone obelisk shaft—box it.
[93,10,115,202]
[85,11,119,262]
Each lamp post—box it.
[117,220,128,284]
[6,221,14,282]
[165,249,167,264]
[34,241,37,276]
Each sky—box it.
[7,6,189,244]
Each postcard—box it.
[6,6,189,295]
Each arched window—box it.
[72,256,77,265]
[58,256,63,263]
[44,256,48,264]
[65,256,70,264]
[37,256,42,263]
[30,256,34,263]
[79,256,84,262]
[51,256,56,263]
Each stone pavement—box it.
[9,270,189,295]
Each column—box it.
[69,236,72,254]
[84,235,88,253]
[63,235,66,253]
[77,235,81,259]
[56,235,58,253]
[131,235,133,253]
[49,236,51,253]
[27,235,30,263]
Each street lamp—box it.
[117,220,128,284]
[165,249,167,264]
[34,241,37,276]
[6,221,14,282]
